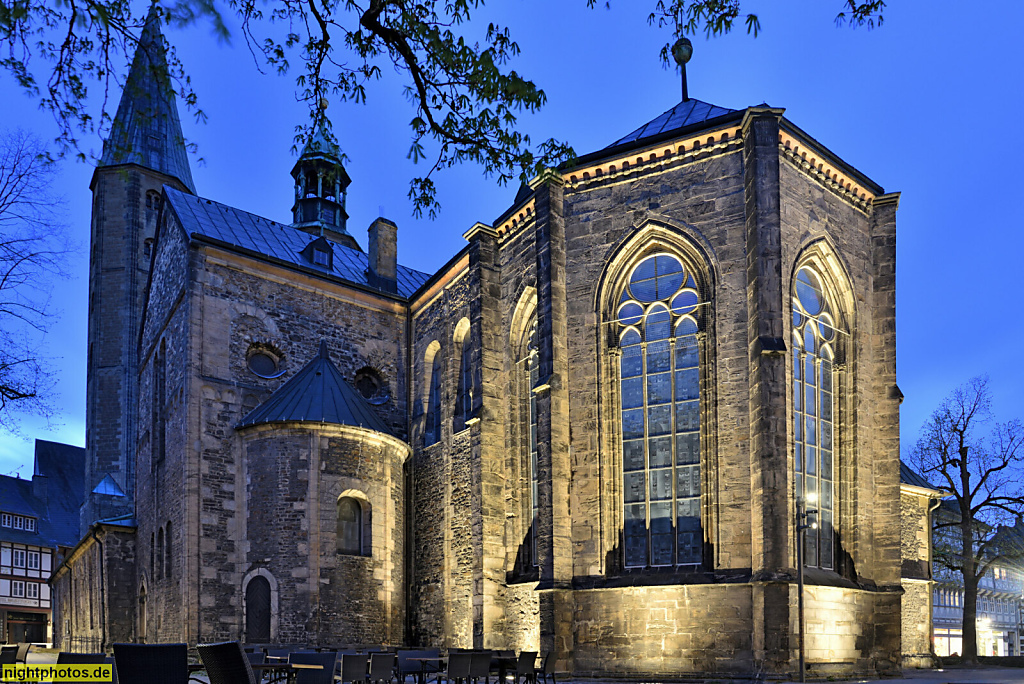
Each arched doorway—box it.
[245,575,271,643]
[138,585,148,643]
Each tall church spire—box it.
[100,4,195,193]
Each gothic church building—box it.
[51,8,905,677]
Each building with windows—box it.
[0,440,85,644]
[931,518,1024,658]
[52,7,906,678]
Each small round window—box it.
[354,367,390,405]
[247,348,284,379]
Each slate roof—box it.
[607,98,738,149]
[238,340,393,435]
[900,460,940,492]
[0,440,85,549]
[99,5,196,193]
[164,188,431,298]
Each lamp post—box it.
[796,495,818,683]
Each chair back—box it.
[339,654,369,684]
[289,651,337,684]
[266,648,291,660]
[446,653,472,680]
[468,653,490,679]
[55,652,109,684]
[15,643,31,664]
[515,652,536,675]
[542,653,555,675]
[368,652,395,683]
[104,657,119,684]
[196,641,259,684]
[0,646,18,665]
[245,652,267,666]
[395,650,419,677]
[114,643,189,684]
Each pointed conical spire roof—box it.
[237,340,392,435]
[301,120,342,161]
[100,4,195,193]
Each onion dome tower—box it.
[290,109,357,251]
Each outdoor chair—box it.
[266,649,292,661]
[367,652,395,684]
[288,651,337,684]
[337,654,369,684]
[15,643,31,664]
[535,654,556,684]
[438,653,472,684]
[469,652,491,684]
[508,652,536,684]
[105,657,119,684]
[245,651,267,683]
[197,641,259,684]
[114,643,199,684]
[0,646,18,665]
[56,652,108,684]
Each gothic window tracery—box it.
[454,321,474,432]
[792,266,837,570]
[616,252,703,568]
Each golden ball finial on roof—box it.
[671,36,693,102]
[319,97,330,111]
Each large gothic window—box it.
[617,253,702,568]
[793,267,836,570]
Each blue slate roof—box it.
[238,341,393,435]
[608,98,737,149]
[164,188,430,298]
[900,460,939,492]
[0,440,85,549]
[99,5,195,193]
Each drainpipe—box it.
[91,529,106,651]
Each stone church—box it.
[51,6,909,678]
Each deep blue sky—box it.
[1,0,1021,477]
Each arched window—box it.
[337,497,363,555]
[425,350,443,446]
[617,252,703,568]
[793,266,837,570]
[156,527,165,580]
[454,320,473,432]
[522,321,539,567]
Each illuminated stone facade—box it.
[52,11,911,679]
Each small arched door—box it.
[245,576,271,642]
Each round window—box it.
[354,367,390,405]
[247,350,283,378]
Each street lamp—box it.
[796,494,818,683]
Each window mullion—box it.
[640,338,651,566]
[669,334,678,567]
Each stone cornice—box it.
[778,130,875,213]
[563,125,744,191]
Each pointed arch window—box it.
[793,267,837,570]
[522,321,539,567]
[617,253,703,568]
[454,322,474,432]
[426,351,443,446]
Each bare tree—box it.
[912,376,1024,662]
[0,129,70,432]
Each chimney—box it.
[32,473,48,504]
[368,217,398,293]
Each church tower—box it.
[290,119,357,250]
[81,5,195,532]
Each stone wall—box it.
[573,584,754,676]
[901,580,934,666]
